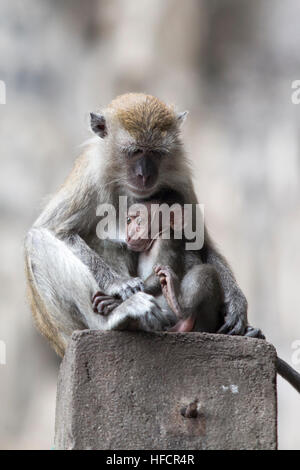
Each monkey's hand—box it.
[92,291,121,316]
[105,277,145,301]
[217,288,248,336]
[154,264,182,319]
[108,292,174,331]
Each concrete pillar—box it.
[54,331,277,450]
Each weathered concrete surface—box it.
[54,331,277,450]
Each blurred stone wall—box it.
[0,0,300,449]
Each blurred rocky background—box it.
[1,0,300,449]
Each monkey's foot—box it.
[169,316,196,333]
[154,265,182,319]
[217,295,248,336]
[244,325,266,340]
[92,291,121,316]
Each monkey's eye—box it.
[132,149,142,157]
[151,150,165,158]
[136,216,142,226]
[127,217,132,225]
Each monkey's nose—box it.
[137,174,150,187]
[142,175,150,186]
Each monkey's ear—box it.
[90,112,107,138]
[177,111,189,126]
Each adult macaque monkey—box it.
[25,93,249,357]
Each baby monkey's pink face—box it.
[125,201,183,252]
[126,203,154,252]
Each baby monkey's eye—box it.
[127,217,132,225]
[136,216,142,226]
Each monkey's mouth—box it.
[128,185,157,198]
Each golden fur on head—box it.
[108,93,177,141]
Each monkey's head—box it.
[125,201,183,252]
[126,203,153,252]
[90,93,188,198]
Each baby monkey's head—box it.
[126,201,184,252]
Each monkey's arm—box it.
[66,233,144,299]
[144,273,162,296]
[202,230,248,336]
[34,154,144,300]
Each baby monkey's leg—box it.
[154,265,196,332]
[155,264,224,333]
[180,265,224,333]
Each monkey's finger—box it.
[93,297,115,313]
[133,278,145,290]
[92,291,106,302]
[123,286,135,299]
[104,303,120,315]
[93,295,114,309]
[156,268,166,275]
[122,286,137,299]
[102,302,120,316]
[127,280,145,297]
[226,318,247,336]
[138,282,145,292]
[217,320,234,335]
[99,299,116,309]
[154,264,165,275]
[132,283,145,293]
[155,268,167,280]
[93,296,105,312]
[94,295,113,303]
[132,286,143,294]
[245,326,266,339]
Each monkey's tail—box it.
[276,357,300,394]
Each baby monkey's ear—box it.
[90,112,107,138]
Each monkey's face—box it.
[125,148,162,197]
[90,94,189,198]
[125,202,179,252]
[126,210,154,252]
[116,128,184,198]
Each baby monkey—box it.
[93,200,224,333]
